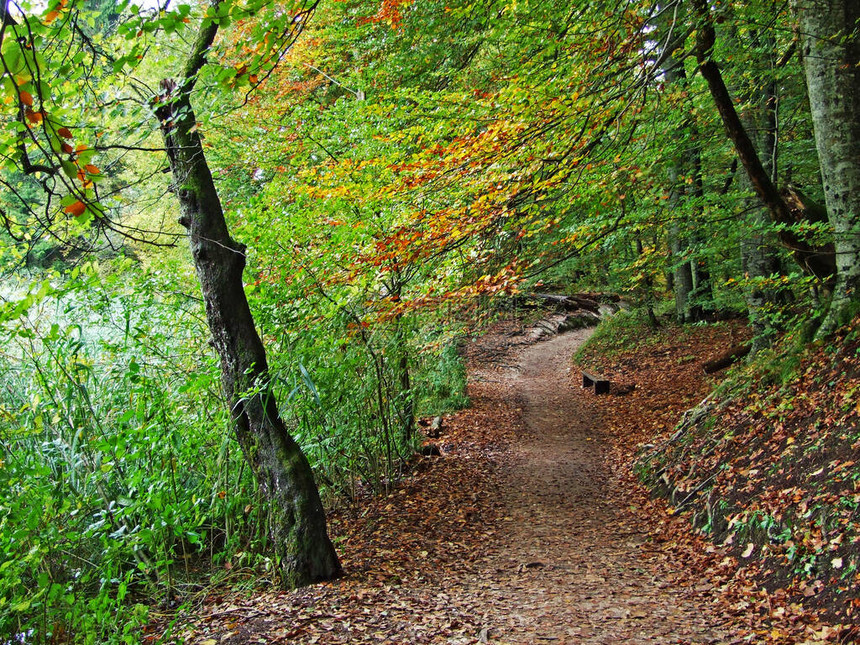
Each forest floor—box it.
[152,317,838,644]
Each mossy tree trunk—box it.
[154,12,340,587]
[794,0,860,336]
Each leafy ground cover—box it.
[576,310,860,643]
[628,318,860,642]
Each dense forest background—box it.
[0,0,857,641]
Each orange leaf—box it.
[64,201,86,217]
[44,10,60,23]
[84,164,100,175]
[75,144,88,152]
[19,91,33,106]
[25,110,43,124]
[57,127,73,139]
[61,143,73,154]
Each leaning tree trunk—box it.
[154,16,340,587]
[690,0,837,285]
[794,0,860,336]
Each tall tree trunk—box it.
[659,10,709,323]
[398,350,414,440]
[155,15,340,587]
[738,28,784,352]
[687,145,712,321]
[690,257,711,320]
[393,309,414,442]
[794,0,860,335]
[663,51,696,323]
[670,220,694,323]
[636,235,659,327]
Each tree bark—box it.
[155,11,340,587]
[392,308,414,442]
[793,0,860,335]
[670,222,695,323]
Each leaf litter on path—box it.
[151,318,800,644]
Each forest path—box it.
[166,322,736,644]
[454,327,729,643]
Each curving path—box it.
[166,324,734,644]
[456,328,729,644]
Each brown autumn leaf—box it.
[63,201,86,217]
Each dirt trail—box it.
[457,328,729,643]
[166,324,735,644]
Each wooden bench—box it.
[581,370,610,394]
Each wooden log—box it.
[702,343,751,374]
[532,293,601,314]
[511,292,611,314]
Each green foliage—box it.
[252,284,470,498]
[574,307,664,365]
[0,264,265,643]
[0,0,850,634]
[413,340,469,416]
